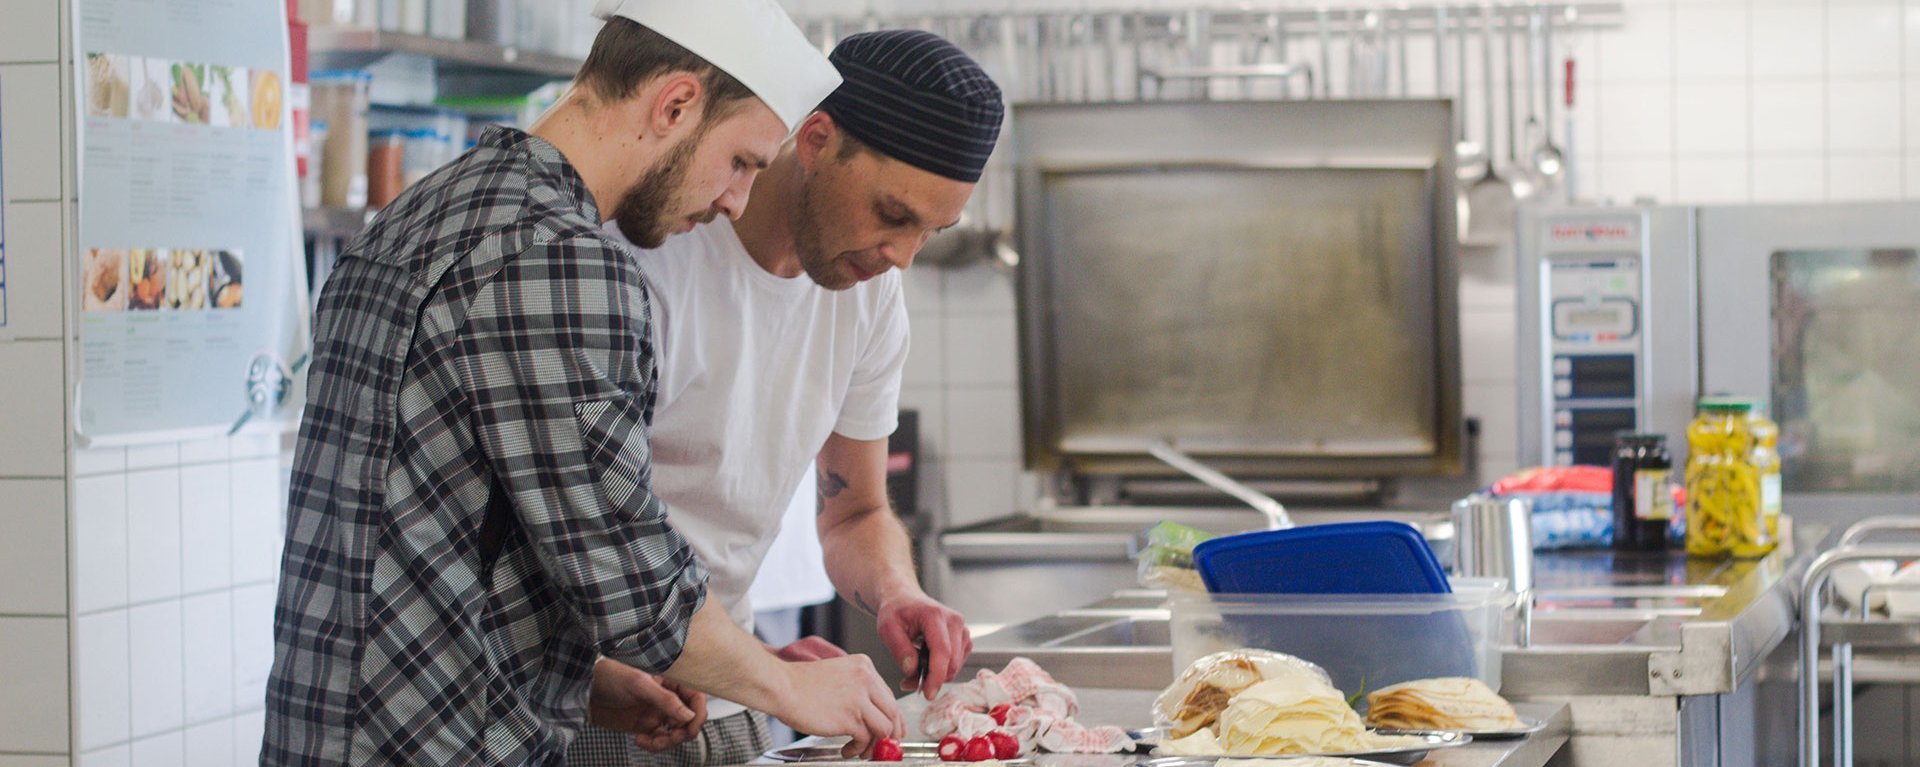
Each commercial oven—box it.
[1517,201,1920,528]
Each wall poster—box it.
[75,0,307,444]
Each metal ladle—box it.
[1530,7,1568,181]
[1464,4,1514,243]
[1147,440,1293,530]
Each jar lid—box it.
[1615,432,1667,445]
[1698,396,1754,413]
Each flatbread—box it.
[1364,677,1523,731]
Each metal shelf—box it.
[308,27,581,79]
[303,207,373,239]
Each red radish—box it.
[872,739,903,762]
[937,735,965,762]
[988,704,1012,725]
[986,731,1019,759]
[964,736,994,762]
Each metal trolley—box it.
[1799,517,1920,767]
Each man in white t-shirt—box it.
[567,30,1005,767]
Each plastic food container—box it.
[1169,577,1509,697]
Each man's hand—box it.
[588,659,709,752]
[874,591,972,699]
[773,635,849,663]
[765,654,903,758]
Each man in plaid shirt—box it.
[262,4,902,765]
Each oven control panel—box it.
[1543,255,1644,465]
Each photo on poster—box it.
[171,62,210,125]
[83,248,129,312]
[211,250,244,309]
[250,70,282,130]
[167,248,211,310]
[133,57,173,123]
[209,65,251,129]
[127,248,168,311]
[84,52,130,118]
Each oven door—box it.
[1697,202,1920,528]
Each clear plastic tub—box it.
[1169,578,1510,697]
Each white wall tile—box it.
[128,732,182,767]
[0,479,66,614]
[180,464,234,594]
[128,602,184,737]
[230,459,284,585]
[1907,154,1920,197]
[1827,79,1902,152]
[1464,381,1521,470]
[1752,155,1827,201]
[0,757,71,767]
[1672,6,1748,79]
[227,430,280,461]
[76,747,127,767]
[0,63,62,201]
[1751,81,1827,152]
[0,0,58,63]
[125,469,183,604]
[1674,82,1750,154]
[1460,307,1518,384]
[940,314,1018,386]
[1676,156,1754,202]
[1749,6,1825,77]
[1595,156,1678,203]
[1825,3,1902,77]
[901,314,945,387]
[900,267,943,313]
[75,610,130,751]
[179,436,231,465]
[74,474,129,614]
[73,445,127,476]
[942,263,1016,316]
[184,719,233,767]
[1595,6,1674,81]
[0,201,64,339]
[182,592,234,723]
[124,444,179,471]
[943,458,1020,527]
[1828,153,1904,200]
[0,341,66,477]
[231,585,277,712]
[232,711,266,765]
[944,387,1020,460]
[0,617,68,752]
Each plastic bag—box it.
[1153,649,1334,738]
[1137,521,1216,592]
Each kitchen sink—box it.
[1525,616,1660,646]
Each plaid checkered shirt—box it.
[263,126,709,766]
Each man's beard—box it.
[792,179,856,290]
[612,134,705,249]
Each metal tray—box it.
[1376,716,1547,741]
[1129,731,1470,766]
[1140,751,1426,767]
[765,740,1034,765]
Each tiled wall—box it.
[0,1,289,765]
[788,0,1915,526]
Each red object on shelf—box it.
[288,0,311,184]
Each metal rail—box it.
[1798,531,1920,767]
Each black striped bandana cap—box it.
[819,29,1005,183]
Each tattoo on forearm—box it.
[816,468,850,503]
[853,590,877,615]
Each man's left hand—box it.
[874,592,972,699]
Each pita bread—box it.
[1364,677,1523,731]
[1155,650,1333,738]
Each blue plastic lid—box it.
[310,69,373,82]
[1193,521,1452,595]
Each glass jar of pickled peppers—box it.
[1685,398,1779,558]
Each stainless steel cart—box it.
[1798,516,1920,767]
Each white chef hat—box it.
[590,0,841,132]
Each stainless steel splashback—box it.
[1013,100,1463,479]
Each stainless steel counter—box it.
[755,690,1569,767]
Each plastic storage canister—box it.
[1611,434,1673,552]
[1685,398,1769,559]
[366,129,405,209]
[311,70,371,209]
[303,119,329,209]
[400,128,442,187]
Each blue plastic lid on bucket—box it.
[1193,521,1452,595]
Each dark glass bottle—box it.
[1612,433,1674,551]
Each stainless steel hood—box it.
[1013,100,1464,480]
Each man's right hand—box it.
[767,654,903,758]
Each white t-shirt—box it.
[610,219,909,716]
